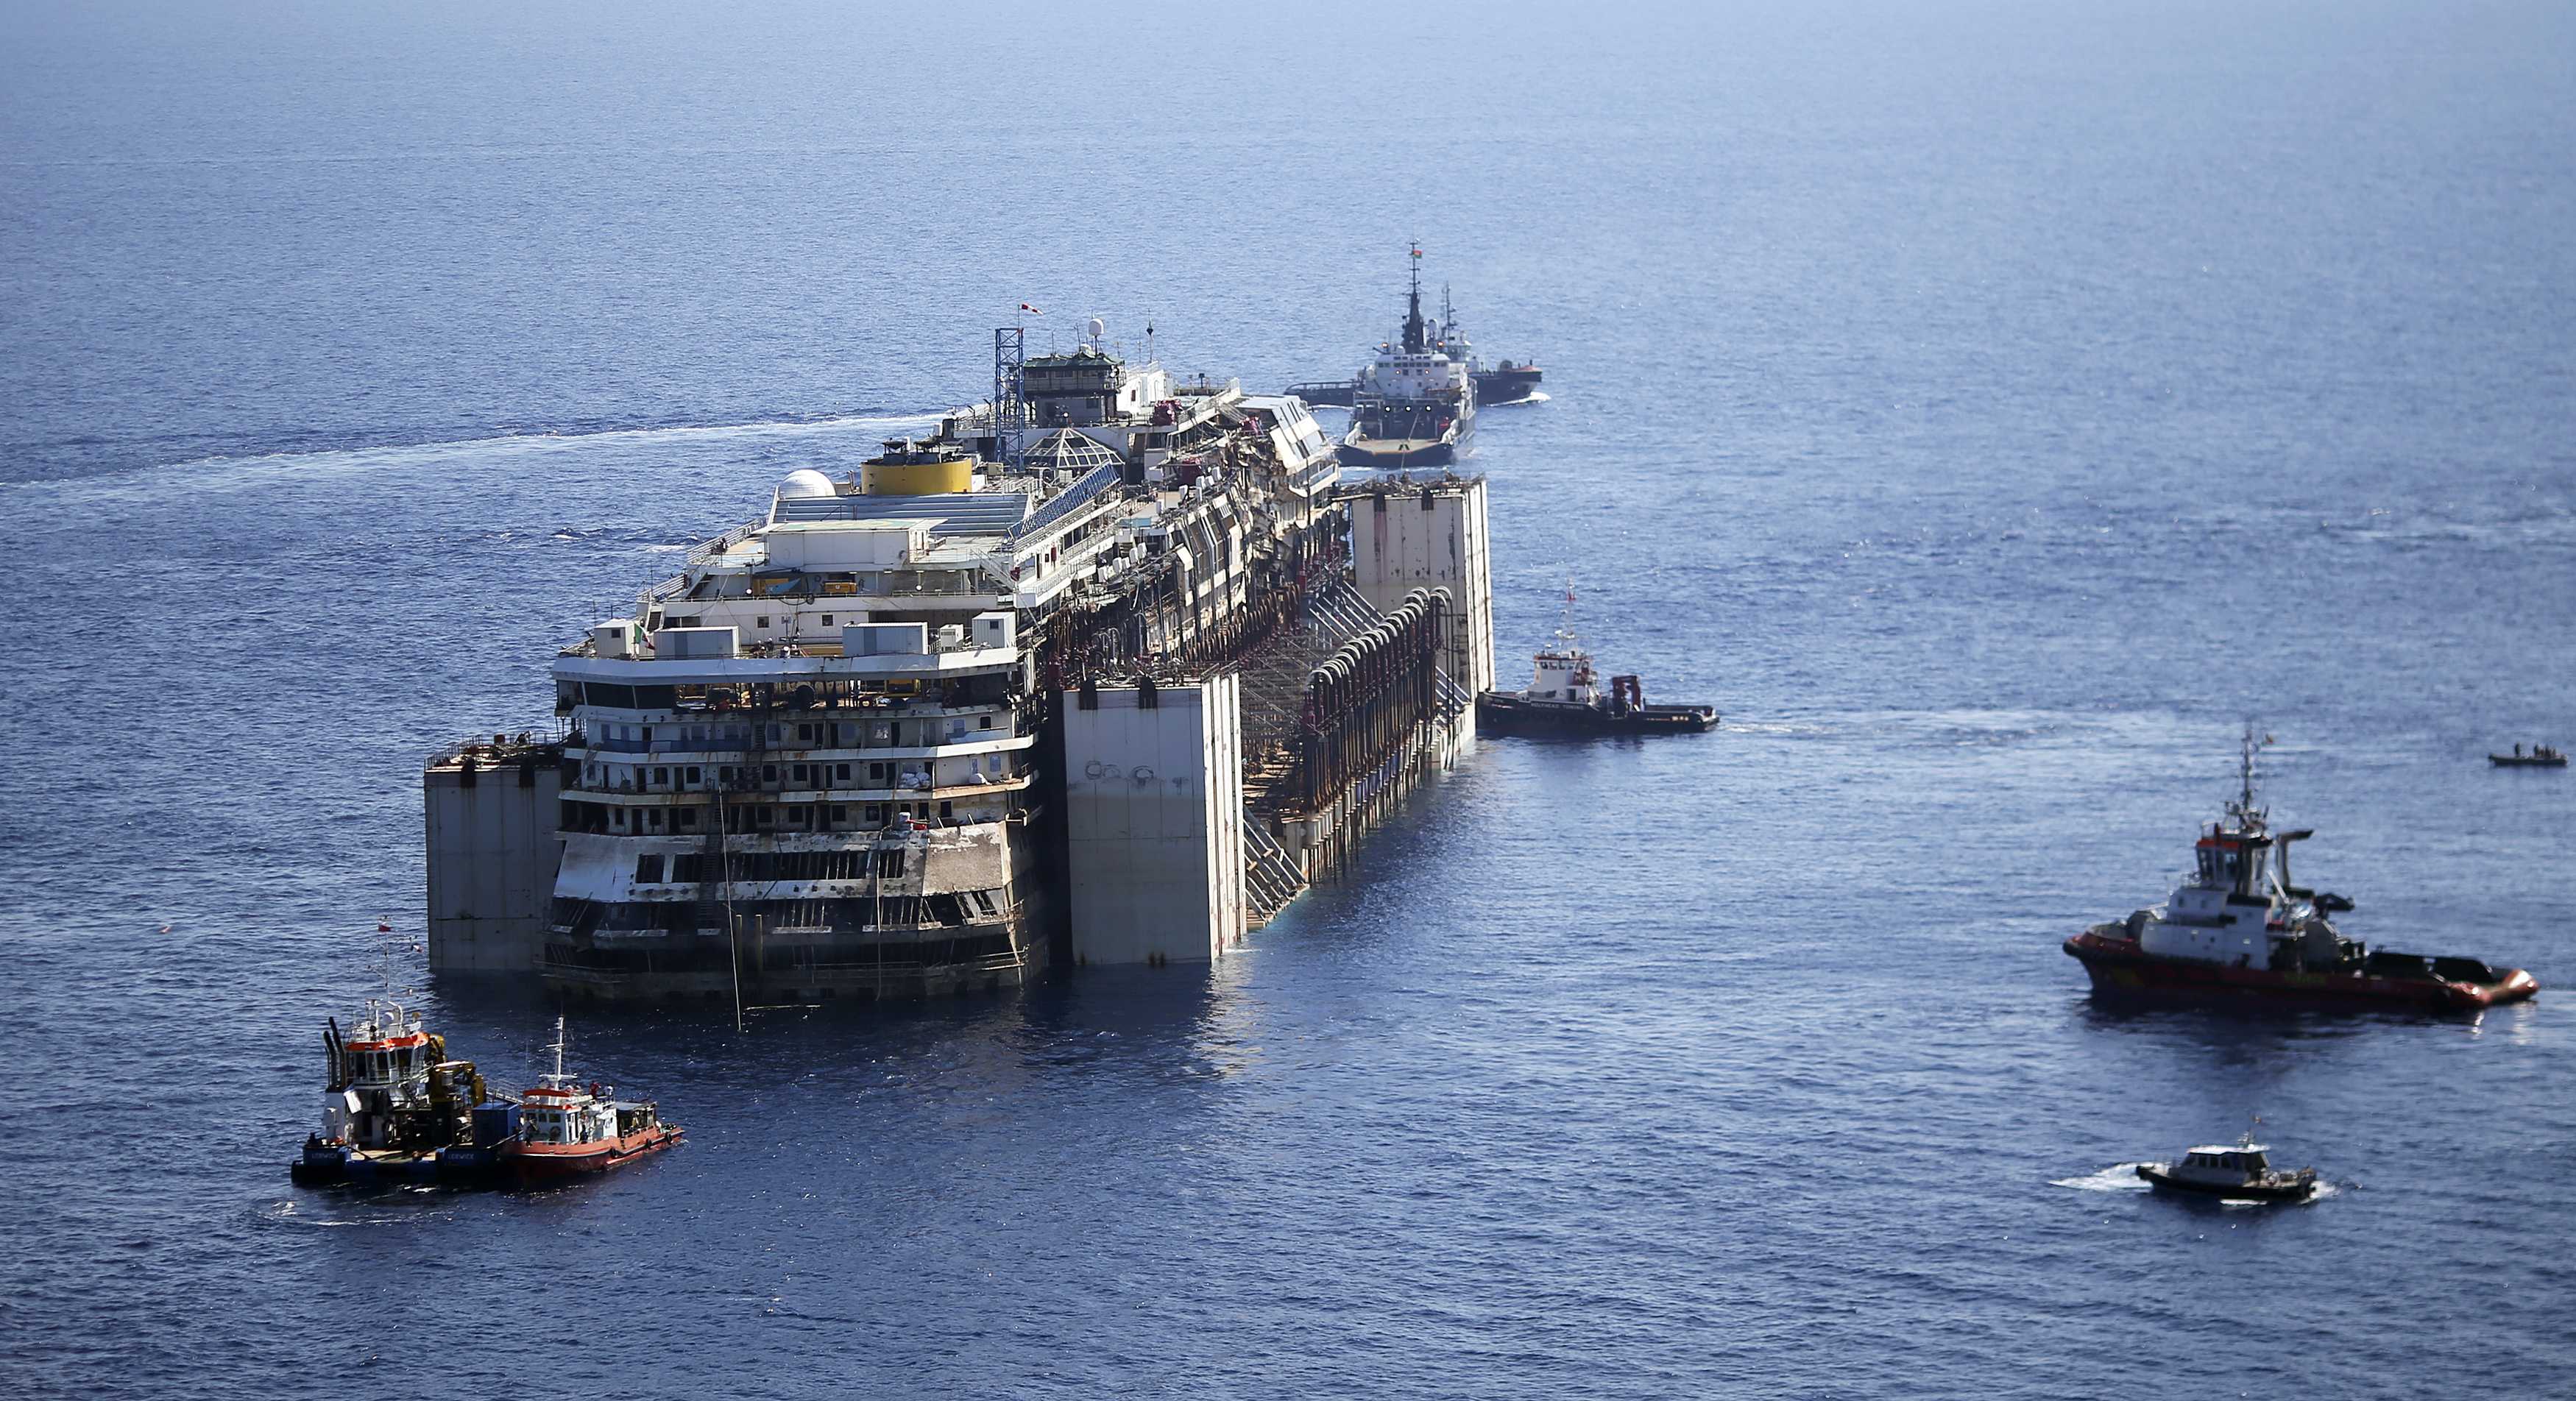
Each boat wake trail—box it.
[7,409,947,507]
[2051,1163,2154,1192]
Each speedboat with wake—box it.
[2136,1132,2318,1202]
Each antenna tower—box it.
[993,325,1027,471]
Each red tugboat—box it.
[2064,731,2539,1012]
[501,1017,682,1182]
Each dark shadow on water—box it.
[1479,729,1710,751]
[2132,1182,2333,1223]
[422,963,1236,1090]
[2075,992,2477,1041]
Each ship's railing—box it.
[687,519,765,566]
[1326,470,1483,498]
[635,572,693,617]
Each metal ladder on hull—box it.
[1239,815,1308,929]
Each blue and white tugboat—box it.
[1337,246,1476,469]
[1476,585,1718,735]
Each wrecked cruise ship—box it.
[425,319,1496,1002]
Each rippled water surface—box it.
[4,3,2574,1397]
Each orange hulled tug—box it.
[2064,731,2539,1012]
[502,1017,683,1182]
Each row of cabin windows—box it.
[665,613,807,631]
[602,800,968,837]
[626,855,1005,918]
[588,714,1002,751]
[353,1046,423,1080]
[589,758,1013,794]
[553,894,1008,941]
[637,848,913,883]
[571,674,1015,712]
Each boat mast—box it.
[2232,723,2271,826]
[2239,725,2256,815]
[1402,244,1427,354]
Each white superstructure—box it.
[506,327,1348,1000]
[1340,247,1476,469]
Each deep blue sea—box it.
[4,2,2573,1396]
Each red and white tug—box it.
[502,1017,682,1182]
[2064,730,2539,1012]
